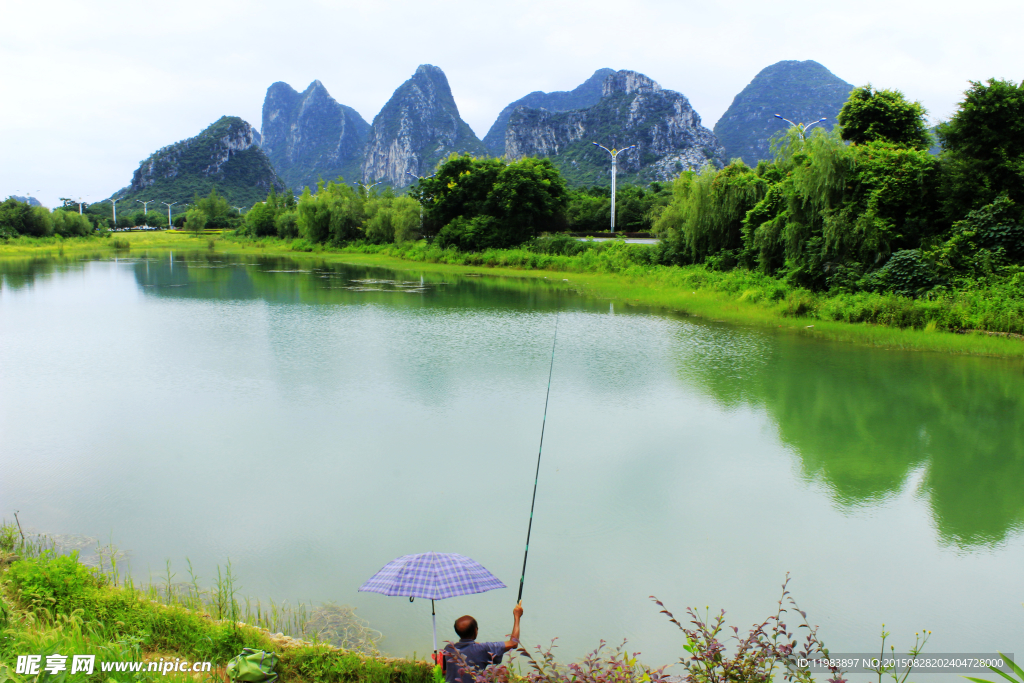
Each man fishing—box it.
[443,602,523,683]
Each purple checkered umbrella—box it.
[359,552,506,654]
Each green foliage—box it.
[654,161,769,265]
[866,249,942,296]
[927,194,1024,277]
[114,116,287,208]
[196,188,232,220]
[8,551,102,605]
[740,127,941,290]
[565,183,671,233]
[416,154,568,249]
[435,215,501,251]
[938,78,1024,218]
[276,211,299,239]
[838,85,931,149]
[0,200,54,238]
[184,208,207,235]
[283,646,431,683]
[566,191,610,232]
[296,180,364,245]
[364,194,421,243]
[654,576,845,683]
[247,201,278,237]
[0,200,98,239]
[50,211,93,237]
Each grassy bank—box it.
[0,525,433,683]
[3,230,1023,358]
[0,232,212,258]
[219,235,1024,359]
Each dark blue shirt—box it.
[443,639,507,683]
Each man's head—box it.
[454,615,478,640]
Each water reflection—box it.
[676,330,1024,547]
[3,253,1022,549]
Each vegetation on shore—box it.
[210,234,1024,358]
[2,229,1023,359]
[0,522,430,683]
[4,522,944,683]
[3,79,1022,358]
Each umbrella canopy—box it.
[359,552,506,600]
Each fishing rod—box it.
[517,312,559,604]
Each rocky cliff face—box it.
[361,64,486,187]
[261,80,370,191]
[482,68,615,155]
[504,70,724,186]
[713,60,854,166]
[115,116,286,207]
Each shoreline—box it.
[2,231,1023,360]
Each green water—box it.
[1,253,1022,676]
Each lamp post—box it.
[136,199,155,227]
[233,206,244,215]
[592,142,635,233]
[162,202,177,229]
[101,198,119,228]
[774,114,827,140]
[360,180,383,198]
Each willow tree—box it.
[653,161,768,266]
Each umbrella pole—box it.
[431,599,438,656]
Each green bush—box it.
[868,249,942,297]
[8,552,102,604]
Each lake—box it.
[1,252,1021,679]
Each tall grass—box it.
[0,519,393,683]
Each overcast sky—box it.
[3,0,1019,208]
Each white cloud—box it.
[2,0,1018,207]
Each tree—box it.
[417,153,568,250]
[245,202,277,237]
[654,161,769,266]
[296,180,364,244]
[185,207,207,235]
[0,198,37,237]
[838,85,931,150]
[364,194,421,243]
[195,189,231,220]
[937,78,1024,219]
[51,210,92,236]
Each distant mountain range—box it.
[361,64,487,188]
[112,116,286,208]
[261,80,370,191]
[714,60,854,166]
[505,70,725,186]
[481,68,615,155]
[263,65,727,190]
[109,61,857,205]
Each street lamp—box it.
[233,206,244,215]
[593,142,636,233]
[136,199,155,227]
[774,114,827,139]
[162,202,177,229]
[360,180,383,198]
[101,198,119,228]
